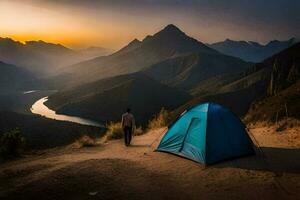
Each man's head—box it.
[126,108,131,113]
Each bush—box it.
[148,108,170,130]
[105,122,124,140]
[75,135,97,147]
[134,126,144,136]
[0,128,26,158]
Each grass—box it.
[100,108,170,142]
[147,108,170,130]
[105,122,124,140]
[74,135,98,148]
[0,128,26,159]
[103,122,144,141]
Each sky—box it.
[0,0,299,49]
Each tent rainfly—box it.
[156,103,255,165]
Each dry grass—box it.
[246,117,300,131]
[134,126,144,136]
[73,135,98,148]
[105,122,124,140]
[147,108,170,130]
[104,122,145,141]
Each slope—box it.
[209,38,298,62]
[46,73,191,126]
[58,24,223,87]
[0,111,103,149]
[0,61,36,93]
[142,52,251,94]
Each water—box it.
[31,96,103,127]
[23,90,38,94]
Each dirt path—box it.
[0,127,299,200]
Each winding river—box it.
[31,96,103,127]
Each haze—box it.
[0,0,299,49]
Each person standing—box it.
[121,108,135,146]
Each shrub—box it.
[134,126,144,136]
[105,122,124,140]
[148,108,170,130]
[0,128,26,158]
[75,135,97,147]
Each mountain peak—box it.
[129,38,141,45]
[161,24,184,35]
[113,38,142,55]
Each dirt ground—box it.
[0,126,299,200]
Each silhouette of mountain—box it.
[46,24,254,125]
[0,38,112,77]
[209,38,298,62]
[59,24,249,89]
[46,73,191,126]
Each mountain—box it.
[172,42,300,120]
[209,38,298,62]
[142,52,250,93]
[78,46,115,59]
[46,24,254,125]
[59,24,223,87]
[0,38,79,76]
[243,42,300,123]
[0,38,112,77]
[0,61,36,93]
[224,42,300,95]
[46,73,191,126]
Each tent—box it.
[156,103,255,165]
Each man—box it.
[121,108,135,146]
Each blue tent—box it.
[156,103,254,165]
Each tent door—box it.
[179,117,200,152]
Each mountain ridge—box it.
[209,38,298,62]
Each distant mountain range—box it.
[46,24,253,125]
[209,38,298,62]
[1,24,298,127]
[0,37,113,77]
[57,24,250,89]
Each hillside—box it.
[0,38,112,77]
[224,42,300,95]
[209,38,297,62]
[245,80,300,123]
[58,24,250,88]
[46,73,191,126]
[45,24,254,126]
[0,61,36,93]
[172,42,300,120]
[0,111,103,149]
[142,52,251,94]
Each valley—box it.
[0,1,299,198]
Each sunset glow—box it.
[1,0,298,49]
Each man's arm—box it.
[121,114,124,128]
